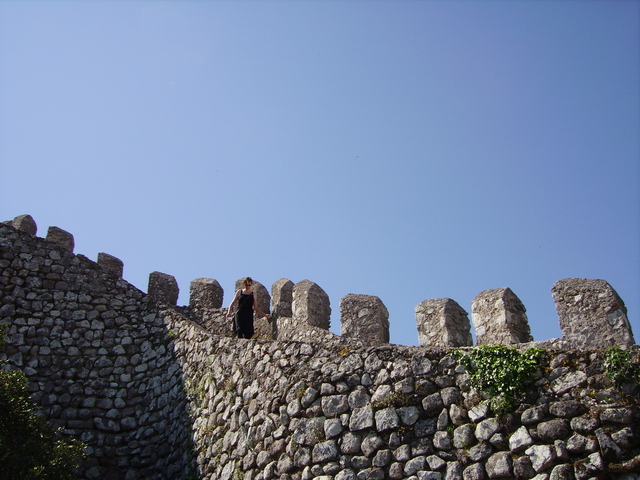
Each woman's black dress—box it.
[235,291,254,339]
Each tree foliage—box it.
[0,327,85,479]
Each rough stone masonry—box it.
[0,214,638,480]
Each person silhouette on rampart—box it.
[226,277,271,338]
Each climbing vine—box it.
[454,345,546,414]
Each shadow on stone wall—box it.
[0,222,197,479]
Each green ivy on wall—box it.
[603,346,640,385]
[454,345,545,415]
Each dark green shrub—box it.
[0,327,85,479]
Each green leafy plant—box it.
[603,346,640,385]
[0,369,86,479]
[454,345,545,414]
[0,325,86,479]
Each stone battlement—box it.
[5,214,635,351]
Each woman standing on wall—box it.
[226,277,271,339]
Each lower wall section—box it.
[167,312,640,480]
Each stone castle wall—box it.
[1,215,639,480]
[0,221,194,479]
[169,318,640,480]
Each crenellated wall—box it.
[0,220,195,479]
[1,215,639,480]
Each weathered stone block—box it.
[335,469,356,480]
[469,443,493,463]
[463,462,486,480]
[611,427,638,449]
[97,252,124,277]
[148,271,179,306]
[549,400,585,419]
[566,433,597,454]
[272,278,294,317]
[537,419,570,442]
[426,454,446,471]
[348,387,370,410]
[340,294,389,346]
[415,298,472,348]
[525,444,557,473]
[433,431,452,450]
[509,426,534,452]
[551,278,635,348]
[190,278,223,310]
[453,424,475,449]
[550,371,587,395]
[446,462,463,480]
[349,405,374,431]
[471,288,532,345]
[372,449,392,468]
[595,428,623,461]
[440,387,462,407]
[324,418,342,438]
[468,403,490,423]
[340,432,362,454]
[513,455,535,480]
[312,440,338,463]
[389,463,404,479]
[321,395,348,418]
[475,418,500,442]
[423,393,445,416]
[549,464,574,480]
[292,279,330,330]
[485,451,512,478]
[361,432,384,457]
[46,226,74,252]
[404,456,426,476]
[12,214,37,235]
[599,407,634,424]
[397,406,420,426]
[573,452,603,480]
[375,407,399,432]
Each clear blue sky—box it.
[1,1,638,347]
